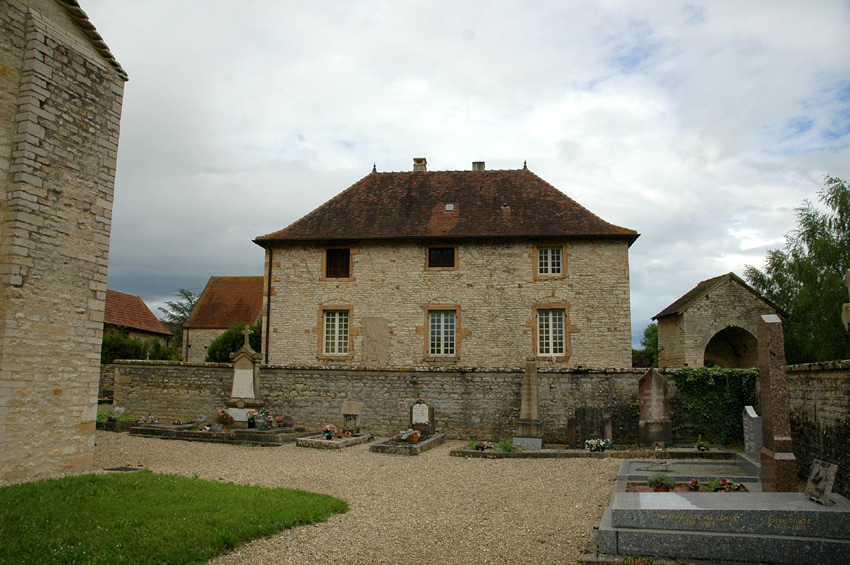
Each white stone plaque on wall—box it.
[231,369,254,398]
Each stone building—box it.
[0,0,126,481]
[653,272,783,368]
[182,276,264,362]
[104,289,171,345]
[254,159,639,369]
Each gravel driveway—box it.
[93,432,619,564]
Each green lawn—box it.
[0,470,347,564]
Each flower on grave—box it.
[322,424,335,433]
[344,430,351,437]
[584,438,612,452]
[276,416,284,426]
[688,479,699,491]
[216,408,235,426]
[475,441,492,451]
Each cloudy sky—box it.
[83,1,850,346]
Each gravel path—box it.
[92,432,619,564]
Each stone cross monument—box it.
[842,269,850,331]
[225,326,264,420]
[757,314,797,492]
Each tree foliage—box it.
[157,289,199,349]
[632,322,658,367]
[205,321,262,363]
[101,334,181,364]
[745,176,850,363]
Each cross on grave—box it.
[243,325,252,348]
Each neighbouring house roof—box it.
[254,164,639,245]
[184,276,264,330]
[104,290,171,336]
[56,0,128,81]
[652,272,784,320]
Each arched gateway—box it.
[653,273,782,368]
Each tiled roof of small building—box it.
[255,165,638,245]
[104,290,171,336]
[652,272,783,320]
[184,276,264,329]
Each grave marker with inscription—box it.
[806,459,839,505]
[638,368,672,447]
[410,400,433,435]
[342,401,363,433]
[513,356,543,450]
[225,326,264,421]
[737,405,762,476]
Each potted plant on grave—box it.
[584,438,612,452]
[648,473,676,492]
[247,410,258,428]
[322,424,335,439]
[216,408,235,428]
[408,429,421,443]
[694,435,709,452]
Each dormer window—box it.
[444,203,455,212]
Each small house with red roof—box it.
[652,272,783,368]
[104,290,172,345]
[254,159,639,369]
[182,276,264,362]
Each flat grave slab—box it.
[129,426,311,446]
[296,433,374,449]
[370,433,446,455]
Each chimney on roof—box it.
[472,161,485,171]
[413,157,427,172]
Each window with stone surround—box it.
[322,310,350,355]
[536,308,565,355]
[429,310,456,356]
[534,244,565,279]
[427,246,456,269]
[324,248,351,279]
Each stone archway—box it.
[702,326,759,368]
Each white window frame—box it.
[429,310,456,356]
[537,309,565,355]
[323,310,349,355]
[537,246,563,276]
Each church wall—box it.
[0,0,125,482]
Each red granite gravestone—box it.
[758,314,797,492]
[638,368,672,447]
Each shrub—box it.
[647,473,676,490]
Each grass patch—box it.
[0,470,347,564]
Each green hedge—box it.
[670,367,758,444]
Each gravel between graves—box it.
[93,432,619,564]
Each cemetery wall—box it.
[0,0,125,482]
[99,364,115,398]
[264,238,632,370]
[787,360,850,498]
[113,362,692,444]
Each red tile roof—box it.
[255,166,638,245]
[652,272,784,320]
[184,276,264,329]
[104,290,171,336]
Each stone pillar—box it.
[513,356,543,450]
[758,315,797,492]
[638,368,672,447]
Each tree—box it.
[101,334,180,364]
[745,175,850,363]
[158,288,199,349]
[205,321,262,363]
[632,322,658,367]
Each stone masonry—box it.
[656,273,781,368]
[263,237,632,369]
[0,0,126,481]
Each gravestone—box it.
[342,401,363,433]
[638,368,672,447]
[410,399,433,435]
[513,356,543,450]
[225,326,264,422]
[758,314,797,492]
[806,459,839,505]
[574,406,611,444]
[736,405,762,476]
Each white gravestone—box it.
[231,369,255,398]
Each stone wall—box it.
[99,364,115,398]
[264,238,632,370]
[112,361,675,443]
[183,328,225,363]
[787,360,850,498]
[0,0,125,482]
